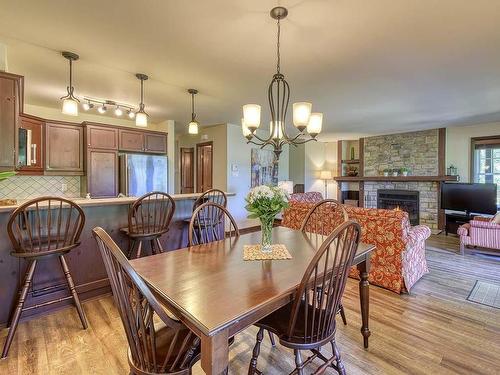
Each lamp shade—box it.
[242,119,252,138]
[278,180,294,194]
[188,121,199,134]
[319,170,332,180]
[62,98,79,116]
[135,111,148,127]
[292,102,312,130]
[243,104,261,130]
[307,113,323,136]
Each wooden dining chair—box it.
[193,188,227,211]
[2,197,88,358]
[188,202,239,246]
[93,227,201,375]
[249,221,362,375]
[121,192,175,259]
[300,199,349,326]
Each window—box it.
[472,137,500,207]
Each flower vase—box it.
[260,216,274,253]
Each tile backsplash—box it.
[0,176,80,200]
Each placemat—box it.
[243,244,292,261]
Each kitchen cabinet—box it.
[17,115,44,173]
[45,122,84,174]
[85,123,118,150]
[119,129,144,152]
[86,149,118,198]
[145,133,167,153]
[0,72,23,171]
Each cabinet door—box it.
[17,116,44,172]
[144,133,167,154]
[0,76,18,170]
[119,129,144,152]
[45,122,83,174]
[87,150,118,198]
[86,125,118,150]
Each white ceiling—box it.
[1,0,500,138]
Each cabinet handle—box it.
[31,144,37,164]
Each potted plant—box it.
[400,167,410,177]
[245,185,289,252]
[347,166,358,177]
[392,168,399,177]
[382,168,390,177]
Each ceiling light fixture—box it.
[127,109,135,119]
[114,106,123,116]
[60,51,80,116]
[98,104,107,114]
[187,89,199,135]
[82,100,93,111]
[135,73,149,127]
[242,7,322,159]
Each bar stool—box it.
[121,192,175,259]
[2,197,88,358]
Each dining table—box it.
[130,226,375,375]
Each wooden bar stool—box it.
[2,197,88,358]
[121,192,175,259]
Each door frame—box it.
[180,147,195,194]
[196,141,213,193]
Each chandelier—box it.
[242,6,323,159]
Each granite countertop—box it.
[0,192,235,213]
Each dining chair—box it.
[2,197,88,358]
[183,188,227,227]
[188,202,239,246]
[93,227,201,375]
[121,192,175,259]
[300,199,349,326]
[249,220,362,375]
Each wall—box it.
[288,143,305,186]
[226,124,289,220]
[446,121,500,182]
[304,141,338,199]
[0,175,80,199]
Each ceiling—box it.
[1,0,500,139]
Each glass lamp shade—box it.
[115,107,123,116]
[270,121,283,140]
[188,121,199,134]
[62,98,79,116]
[243,104,261,130]
[135,111,148,127]
[307,112,323,136]
[292,102,312,131]
[242,119,252,139]
[319,170,332,180]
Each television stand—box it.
[445,212,471,235]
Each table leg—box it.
[201,329,229,374]
[357,257,371,348]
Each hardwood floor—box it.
[1,234,499,374]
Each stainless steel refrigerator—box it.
[119,154,168,197]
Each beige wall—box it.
[446,122,500,182]
[176,124,228,193]
[304,141,338,199]
[288,143,305,186]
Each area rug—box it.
[467,280,500,309]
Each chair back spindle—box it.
[128,192,175,237]
[300,199,348,244]
[192,189,227,212]
[188,202,239,246]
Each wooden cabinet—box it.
[86,149,118,198]
[17,115,44,173]
[45,122,84,174]
[0,72,23,171]
[145,133,167,153]
[119,129,144,152]
[85,123,118,150]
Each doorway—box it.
[196,142,213,193]
[180,147,194,193]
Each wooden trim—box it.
[334,175,458,182]
[358,138,364,177]
[82,121,168,136]
[337,140,342,202]
[196,141,213,193]
[470,135,500,184]
[438,128,446,229]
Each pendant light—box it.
[188,89,199,135]
[61,51,80,116]
[242,7,322,159]
[135,73,149,127]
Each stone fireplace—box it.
[377,189,420,225]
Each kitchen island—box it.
[0,193,233,326]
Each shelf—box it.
[334,175,459,182]
[341,159,360,164]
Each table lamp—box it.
[319,170,333,198]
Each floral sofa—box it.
[282,195,431,293]
[457,217,500,254]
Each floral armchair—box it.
[457,217,500,254]
[282,200,431,293]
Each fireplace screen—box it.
[377,190,420,225]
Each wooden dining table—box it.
[130,226,375,375]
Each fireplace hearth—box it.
[377,190,420,225]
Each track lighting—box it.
[98,105,107,114]
[127,109,135,119]
[114,106,123,116]
[82,101,94,111]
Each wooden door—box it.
[180,147,194,193]
[144,133,167,154]
[45,122,84,174]
[119,129,144,152]
[0,74,19,170]
[196,142,213,192]
[87,149,118,198]
[85,124,118,150]
[17,115,44,172]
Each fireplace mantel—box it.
[334,175,458,182]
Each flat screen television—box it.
[441,183,497,214]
